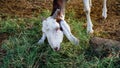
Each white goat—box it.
[38,9,79,51]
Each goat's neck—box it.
[51,0,66,18]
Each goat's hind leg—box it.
[102,0,107,19]
[89,0,92,7]
[83,0,94,34]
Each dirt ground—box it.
[0,0,120,44]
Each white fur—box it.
[60,20,79,45]
[38,17,63,51]
[38,16,79,51]
[89,0,92,7]
[83,0,94,34]
[102,0,107,19]
[83,0,107,33]
[38,33,46,44]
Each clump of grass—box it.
[0,10,120,68]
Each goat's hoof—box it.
[38,40,44,45]
[102,12,107,19]
[75,39,79,45]
[71,37,79,45]
[87,29,94,34]
[102,15,107,19]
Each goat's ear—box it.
[52,9,60,19]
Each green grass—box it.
[0,10,120,68]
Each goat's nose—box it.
[54,47,59,51]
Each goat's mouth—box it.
[50,43,61,51]
[53,47,60,51]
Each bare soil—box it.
[0,33,8,45]
[0,33,8,65]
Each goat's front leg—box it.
[83,0,94,34]
[102,0,107,19]
[38,33,46,44]
[60,20,79,45]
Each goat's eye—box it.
[55,27,60,31]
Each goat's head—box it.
[42,9,64,51]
